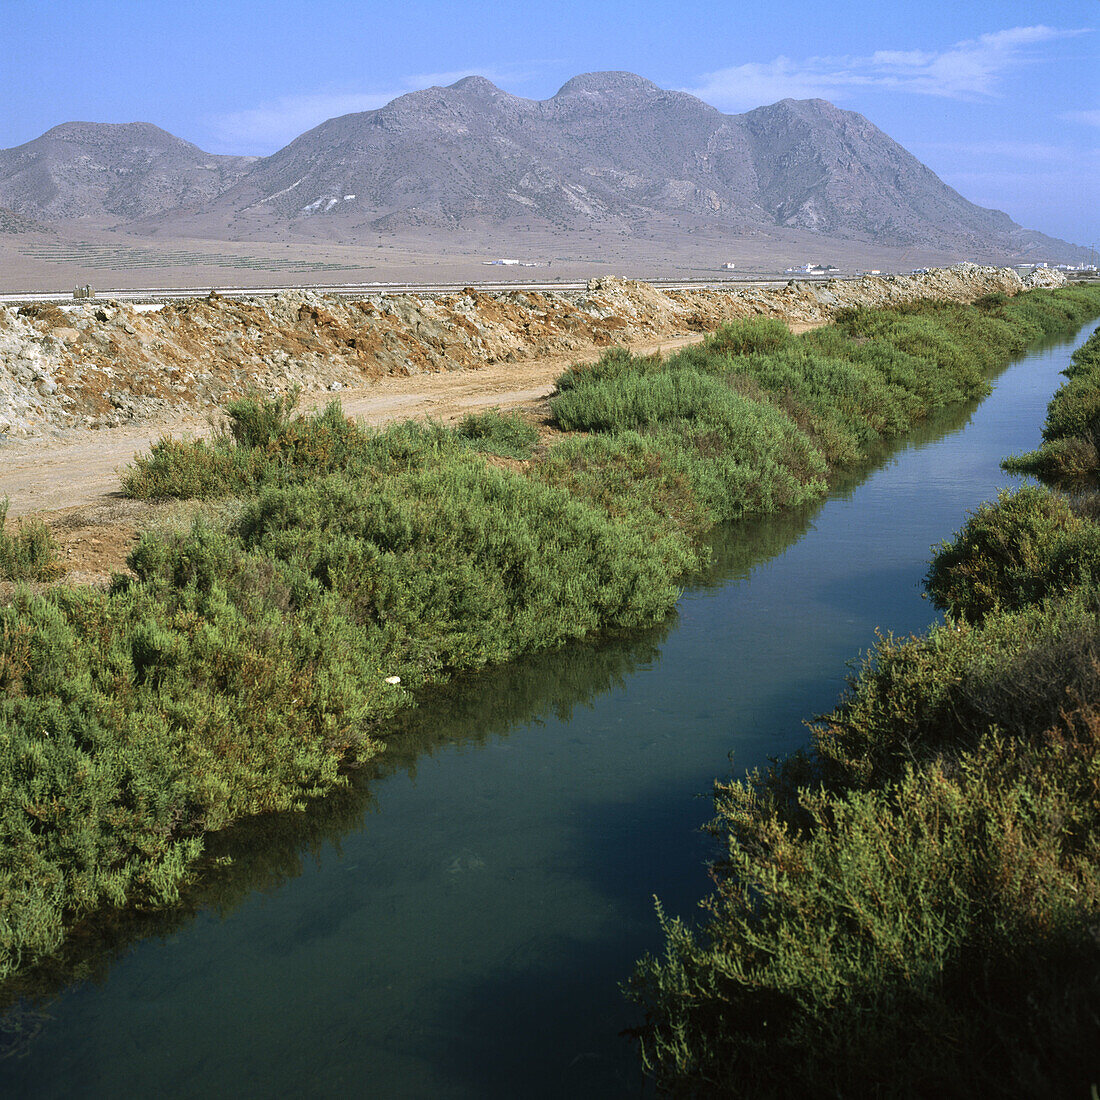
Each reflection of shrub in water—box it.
[380,622,673,776]
[0,615,674,1026]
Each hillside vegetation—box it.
[2,284,1099,988]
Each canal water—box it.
[1,322,1096,1098]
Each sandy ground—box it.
[1,330,727,584]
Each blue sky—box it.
[4,0,1097,245]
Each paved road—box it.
[0,275,812,308]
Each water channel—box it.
[2,321,1096,1097]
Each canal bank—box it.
[2,315,1097,1095]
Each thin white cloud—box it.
[1063,109,1100,127]
[685,25,1088,110]
[212,91,402,151]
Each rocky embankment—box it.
[0,264,1065,437]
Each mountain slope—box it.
[0,122,256,220]
[0,75,1083,259]
[197,73,1075,255]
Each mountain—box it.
[0,204,52,234]
[212,72,759,230]
[0,122,256,221]
[0,75,1083,260]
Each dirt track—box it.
[0,332,719,584]
[0,332,712,517]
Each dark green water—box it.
[2,323,1096,1098]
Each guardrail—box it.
[0,274,843,309]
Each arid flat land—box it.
[0,221,1009,294]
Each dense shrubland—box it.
[1004,323,1100,483]
[3,285,1100,988]
[628,305,1100,1098]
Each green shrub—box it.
[8,283,1100,992]
[221,387,301,447]
[122,405,462,500]
[237,459,686,675]
[0,545,393,982]
[628,291,1100,1097]
[535,432,709,562]
[1005,326,1100,484]
[454,409,539,459]
[703,316,794,357]
[0,501,64,582]
[812,593,1100,791]
[629,713,1100,1099]
[629,595,1100,1098]
[925,487,1100,621]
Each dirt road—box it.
[1,332,712,518]
[1,333,721,584]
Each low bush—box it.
[0,543,392,981]
[234,458,686,676]
[925,486,1100,622]
[627,303,1100,1097]
[1004,325,1100,484]
[0,501,64,582]
[629,594,1100,1098]
[123,400,464,500]
[7,284,1100,990]
[454,409,539,459]
[535,432,709,564]
[221,386,301,447]
[629,704,1100,1098]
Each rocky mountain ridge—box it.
[0,73,1084,260]
[0,122,256,221]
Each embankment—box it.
[0,264,1066,436]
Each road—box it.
[0,274,821,308]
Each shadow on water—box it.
[0,372,1012,1074]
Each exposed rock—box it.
[0,265,1069,438]
[0,76,1086,261]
